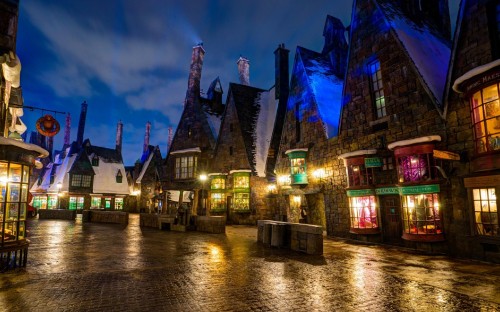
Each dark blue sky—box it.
[15,0,460,165]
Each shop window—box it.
[470,84,500,153]
[175,155,198,179]
[234,192,250,211]
[396,148,437,183]
[349,195,378,232]
[115,198,124,210]
[382,157,394,171]
[473,188,498,236]
[47,195,58,209]
[33,196,47,209]
[69,196,84,210]
[368,59,386,119]
[91,197,101,209]
[233,174,250,189]
[210,193,226,212]
[286,150,308,185]
[401,193,442,237]
[347,164,373,187]
[211,176,226,190]
[105,198,111,209]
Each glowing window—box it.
[470,85,500,153]
[234,192,250,211]
[115,198,124,210]
[349,196,378,230]
[175,156,198,179]
[211,176,226,190]
[69,196,84,210]
[368,60,386,119]
[210,193,226,211]
[473,188,498,236]
[91,197,101,209]
[401,193,442,235]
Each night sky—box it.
[15,0,460,165]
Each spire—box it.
[116,120,123,154]
[237,56,250,86]
[76,101,88,147]
[63,113,71,148]
[167,126,173,152]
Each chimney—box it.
[186,43,205,106]
[116,120,123,154]
[237,56,250,86]
[45,136,53,161]
[167,126,173,153]
[76,101,88,147]
[63,113,71,149]
[274,43,289,100]
[143,121,151,153]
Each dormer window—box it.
[116,170,123,183]
[285,149,308,185]
[92,155,99,166]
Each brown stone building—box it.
[446,0,500,262]
[162,44,224,220]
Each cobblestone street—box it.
[1,214,499,312]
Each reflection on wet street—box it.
[1,214,499,311]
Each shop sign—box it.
[433,150,460,161]
[399,184,440,195]
[364,157,382,167]
[465,69,500,93]
[346,189,375,197]
[464,175,500,188]
[375,187,399,195]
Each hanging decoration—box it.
[36,114,60,137]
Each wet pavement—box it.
[1,214,500,312]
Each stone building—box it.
[273,16,347,228]
[162,44,224,219]
[446,0,500,262]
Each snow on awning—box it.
[0,137,49,158]
[229,169,251,174]
[285,148,308,155]
[167,190,192,202]
[338,150,377,159]
[170,147,201,155]
[208,173,228,176]
[387,135,441,150]
[452,59,500,93]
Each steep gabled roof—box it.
[375,0,451,111]
[227,83,277,177]
[295,46,344,139]
[201,101,224,140]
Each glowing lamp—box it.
[199,174,208,182]
[293,195,301,204]
[267,184,276,192]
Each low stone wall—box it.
[84,211,128,225]
[140,213,159,228]
[38,209,76,220]
[195,216,226,234]
[257,220,323,255]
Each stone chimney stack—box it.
[143,121,151,153]
[76,101,88,147]
[186,43,205,106]
[237,56,250,86]
[63,113,71,149]
[116,120,123,154]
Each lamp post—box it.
[199,174,207,215]
[56,182,62,209]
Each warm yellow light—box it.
[267,184,276,192]
[199,174,208,182]
[0,175,8,185]
[353,166,359,172]
[132,190,141,196]
[313,168,325,179]
[278,175,290,185]
[293,195,301,204]
[56,182,62,190]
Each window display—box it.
[349,195,378,230]
[470,84,500,153]
[210,193,226,211]
[401,193,442,236]
[473,188,498,236]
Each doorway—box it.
[380,195,403,244]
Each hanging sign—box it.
[36,114,60,137]
[364,157,383,167]
[433,150,460,161]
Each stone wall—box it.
[38,209,76,220]
[86,211,128,225]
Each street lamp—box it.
[56,182,62,209]
[199,174,207,214]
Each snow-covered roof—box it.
[136,151,153,184]
[90,153,129,195]
[204,107,223,139]
[338,149,377,159]
[387,135,441,150]
[452,59,500,93]
[0,137,49,158]
[297,46,343,139]
[170,147,201,155]
[30,146,78,193]
[254,87,278,177]
[376,0,451,106]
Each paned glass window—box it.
[233,175,250,189]
[234,192,250,211]
[91,197,101,209]
[115,198,124,210]
[211,177,225,190]
[175,156,198,179]
[210,193,226,211]
[71,174,92,187]
[368,60,386,118]
[470,85,500,153]
[396,150,437,184]
[473,188,498,236]
[69,196,85,210]
[401,193,442,235]
[349,196,378,230]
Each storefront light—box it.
[293,195,301,204]
[313,168,326,180]
[277,175,291,185]
[0,175,8,184]
[267,184,276,192]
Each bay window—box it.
[470,84,500,153]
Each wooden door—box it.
[381,195,403,244]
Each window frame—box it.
[367,59,386,119]
[174,155,198,179]
[469,83,500,154]
[472,187,498,236]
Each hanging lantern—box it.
[36,114,60,137]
